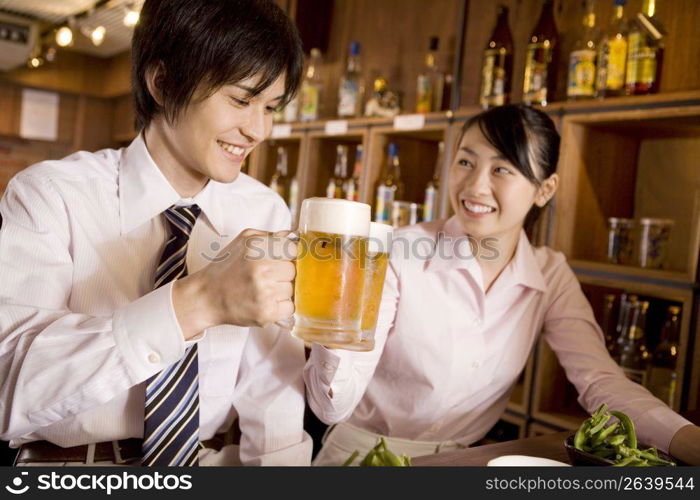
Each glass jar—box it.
[638,218,674,269]
[606,217,634,265]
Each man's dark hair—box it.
[131,0,304,130]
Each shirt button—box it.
[148,353,161,364]
[322,361,334,372]
[473,318,482,327]
[471,361,481,369]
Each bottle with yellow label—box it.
[300,48,323,121]
[567,0,598,100]
[596,0,628,98]
[625,0,666,95]
[479,5,513,109]
[374,143,404,223]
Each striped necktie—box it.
[142,204,202,466]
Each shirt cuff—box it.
[113,282,188,383]
[308,343,342,388]
[635,406,693,453]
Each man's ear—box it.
[145,63,165,106]
[535,173,559,207]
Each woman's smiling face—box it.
[448,125,542,242]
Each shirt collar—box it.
[426,216,547,293]
[118,134,226,235]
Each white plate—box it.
[487,455,571,467]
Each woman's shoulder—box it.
[530,244,578,289]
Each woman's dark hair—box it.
[459,105,561,235]
[131,0,304,130]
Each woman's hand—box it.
[669,424,700,465]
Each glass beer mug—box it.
[355,222,393,351]
[292,198,371,348]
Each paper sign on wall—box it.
[20,89,60,141]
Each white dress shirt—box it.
[0,135,312,465]
[304,217,691,453]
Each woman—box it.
[304,105,700,465]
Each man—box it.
[0,0,310,466]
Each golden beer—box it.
[292,198,371,348]
[339,222,393,352]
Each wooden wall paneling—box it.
[72,96,115,152]
[316,0,462,120]
[3,51,109,97]
[101,52,132,98]
[0,82,20,137]
[112,94,137,144]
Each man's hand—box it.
[173,229,296,339]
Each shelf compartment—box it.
[506,350,535,417]
[553,106,700,284]
[575,273,694,413]
[531,339,589,431]
[301,129,368,203]
[364,122,449,213]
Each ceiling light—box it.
[123,6,140,27]
[90,25,106,46]
[56,25,73,47]
[28,56,44,68]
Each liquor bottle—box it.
[423,141,444,222]
[300,48,323,121]
[479,5,513,109]
[648,305,681,406]
[613,293,636,361]
[345,145,363,202]
[625,0,666,95]
[269,146,289,201]
[327,145,349,199]
[416,36,445,113]
[289,173,299,220]
[283,95,299,122]
[523,0,559,107]
[596,0,628,98]
[567,0,598,100]
[338,42,364,118]
[600,293,618,355]
[374,142,405,223]
[619,300,651,385]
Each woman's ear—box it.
[535,173,559,207]
[145,63,166,106]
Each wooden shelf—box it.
[506,351,535,416]
[571,260,696,288]
[527,421,564,437]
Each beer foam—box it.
[368,222,393,254]
[300,198,371,237]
